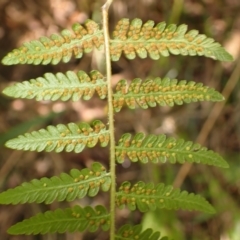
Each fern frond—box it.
[7,205,110,235]
[5,120,109,153]
[0,162,110,204]
[110,18,233,61]
[116,224,168,240]
[2,70,107,102]
[115,133,228,168]
[2,20,103,65]
[116,181,215,214]
[113,77,223,111]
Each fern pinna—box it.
[0,1,232,239]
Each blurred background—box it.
[0,0,239,239]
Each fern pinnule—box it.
[5,120,109,153]
[7,205,110,235]
[116,181,215,214]
[110,18,233,61]
[2,70,107,102]
[116,224,164,240]
[0,162,110,204]
[115,133,229,168]
[2,20,103,65]
[113,77,224,111]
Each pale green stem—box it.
[102,1,115,240]
[168,0,183,23]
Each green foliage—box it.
[116,181,215,213]
[2,20,104,65]
[2,72,223,110]
[115,133,229,168]
[2,70,107,102]
[2,18,233,66]
[8,205,110,235]
[113,77,224,111]
[0,3,233,239]
[5,120,109,153]
[110,18,233,61]
[115,224,166,240]
[0,162,110,204]
[0,112,60,146]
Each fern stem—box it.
[102,1,115,240]
[168,0,183,23]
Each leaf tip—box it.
[1,56,8,65]
[5,139,15,149]
[220,160,229,169]
[2,87,12,97]
[214,48,234,62]
[206,205,216,214]
[1,54,17,65]
[7,225,19,235]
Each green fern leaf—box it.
[116,181,215,214]
[2,70,107,101]
[0,162,110,204]
[116,224,168,240]
[113,77,224,111]
[7,205,110,235]
[110,18,233,61]
[2,20,103,65]
[5,120,109,153]
[115,133,228,168]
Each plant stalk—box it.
[168,0,183,23]
[102,1,115,239]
